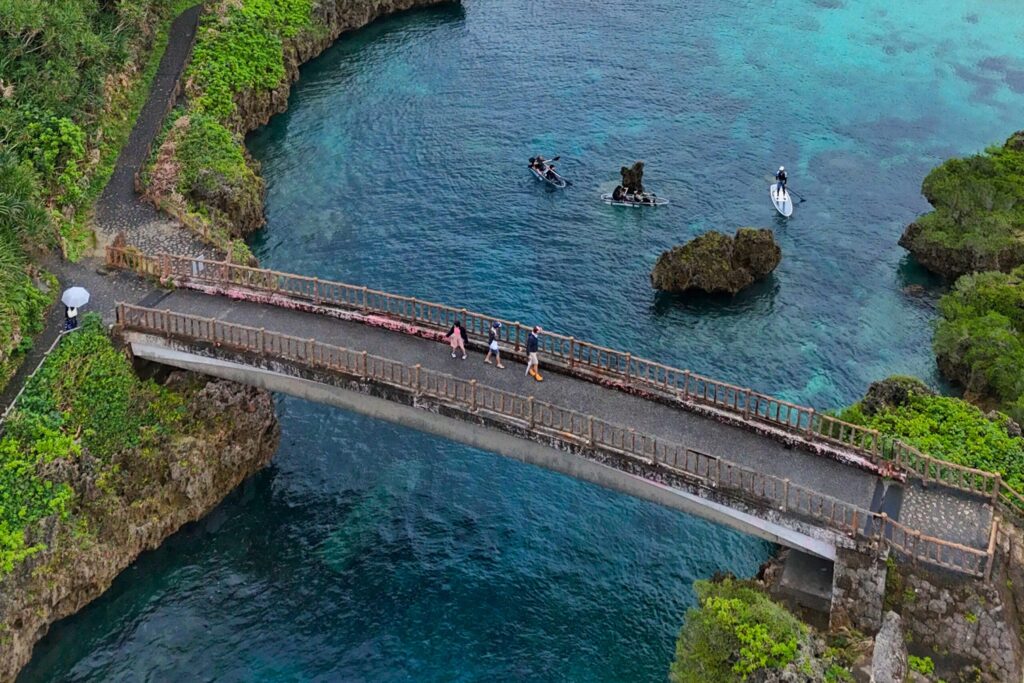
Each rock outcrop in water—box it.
[650,228,781,295]
[620,161,645,193]
[0,376,279,681]
[899,129,1024,279]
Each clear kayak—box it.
[530,165,568,188]
[600,192,669,207]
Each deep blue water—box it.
[22,1,1024,680]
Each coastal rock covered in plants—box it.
[650,228,781,295]
[899,130,1024,279]
[0,372,279,680]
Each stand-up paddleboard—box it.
[770,184,793,217]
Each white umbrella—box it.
[61,286,90,308]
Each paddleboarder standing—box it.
[774,166,788,199]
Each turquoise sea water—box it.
[22,1,1024,680]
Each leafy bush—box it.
[671,578,807,682]
[838,381,1024,491]
[934,268,1024,420]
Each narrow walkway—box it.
[93,3,215,258]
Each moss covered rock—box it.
[899,130,1024,279]
[651,228,781,295]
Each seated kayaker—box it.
[612,185,624,201]
[545,165,557,180]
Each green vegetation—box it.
[0,0,197,384]
[934,268,1024,420]
[839,377,1024,493]
[909,654,936,675]
[143,0,317,247]
[901,131,1024,279]
[0,315,189,575]
[671,578,807,682]
[187,0,314,121]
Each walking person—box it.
[484,321,505,368]
[63,305,78,332]
[525,325,543,381]
[445,320,468,360]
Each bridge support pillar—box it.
[829,546,887,634]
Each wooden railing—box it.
[105,247,1018,510]
[116,302,995,577]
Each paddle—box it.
[764,174,806,202]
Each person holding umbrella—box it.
[61,286,90,332]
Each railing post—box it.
[650,437,658,465]
[514,322,522,351]
[161,252,169,282]
[258,327,265,353]
[588,416,595,446]
[411,298,418,322]
[682,370,691,398]
[624,353,631,380]
[850,509,859,537]
[361,286,368,312]
[568,337,575,369]
[414,364,422,394]
[805,408,816,437]
[992,473,1002,505]
[781,479,789,511]
[313,278,320,305]
[984,517,999,581]
[469,380,477,412]
[743,388,752,420]
[878,512,888,543]
[527,396,534,429]
[361,351,369,379]
[871,429,881,459]
[308,338,315,363]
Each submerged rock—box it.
[650,228,781,295]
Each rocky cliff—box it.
[651,228,781,295]
[0,375,279,681]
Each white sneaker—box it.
[451,352,456,358]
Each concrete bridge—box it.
[105,247,1019,625]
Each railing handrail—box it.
[104,247,1017,508]
[115,301,993,577]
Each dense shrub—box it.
[671,578,807,682]
[838,379,1024,491]
[0,315,188,575]
[933,268,1024,420]
[186,0,314,120]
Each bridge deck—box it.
[154,290,893,508]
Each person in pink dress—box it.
[445,320,468,360]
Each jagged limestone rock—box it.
[870,611,908,683]
[650,228,781,295]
